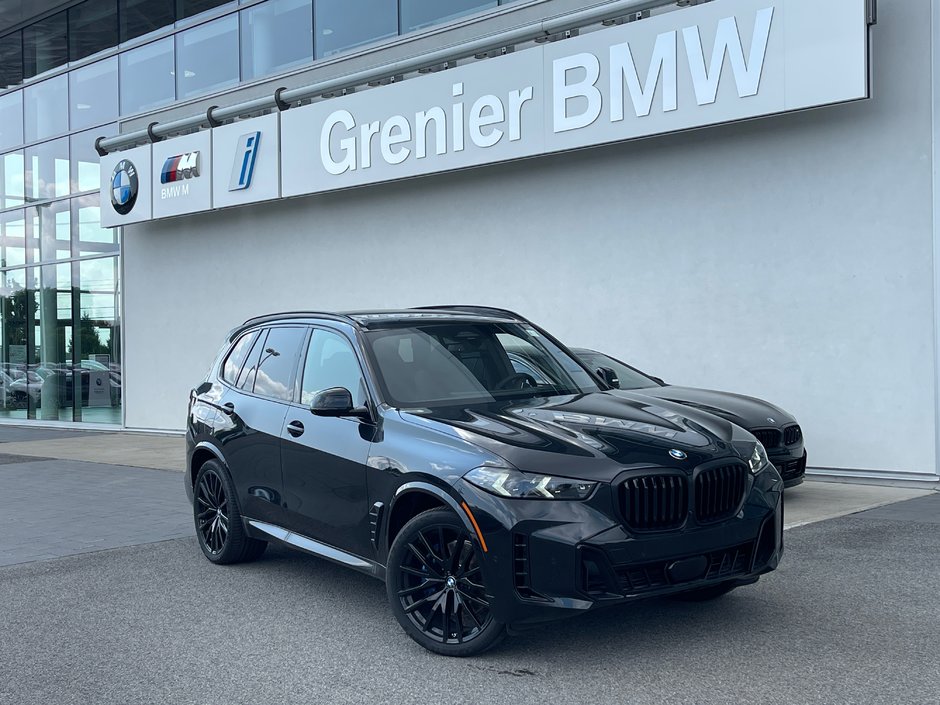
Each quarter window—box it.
[301,329,367,407]
[221,331,258,383]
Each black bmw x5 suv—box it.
[186,308,784,656]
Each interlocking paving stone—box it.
[0,458,192,567]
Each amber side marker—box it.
[460,501,488,553]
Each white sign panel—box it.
[100,144,153,227]
[281,0,867,198]
[211,113,280,209]
[87,371,111,407]
[152,131,212,219]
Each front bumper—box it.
[770,447,807,488]
[460,466,784,626]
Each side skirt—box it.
[245,518,386,581]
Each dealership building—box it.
[0,0,937,486]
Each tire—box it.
[194,459,267,565]
[670,580,741,602]
[387,508,506,656]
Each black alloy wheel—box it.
[194,459,267,564]
[387,509,506,656]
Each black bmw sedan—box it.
[570,349,807,488]
[186,309,784,656]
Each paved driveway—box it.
[0,452,937,705]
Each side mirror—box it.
[596,366,620,389]
[311,387,371,420]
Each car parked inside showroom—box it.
[186,308,784,656]
[568,349,807,488]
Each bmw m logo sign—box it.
[110,159,138,215]
[161,151,200,184]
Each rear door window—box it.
[237,329,267,391]
[251,326,308,401]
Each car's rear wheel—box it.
[194,459,267,564]
[387,508,506,656]
[670,580,741,602]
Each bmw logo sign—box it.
[766,417,776,424]
[669,449,687,460]
[110,159,138,215]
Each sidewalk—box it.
[0,424,933,528]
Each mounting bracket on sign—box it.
[867,0,877,25]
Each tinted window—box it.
[25,137,69,201]
[221,331,257,383]
[366,322,599,408]
[23,12,68,79]
[177,0,232,21]
[176,15,239,99]
[301,329,366,407]
[575,351,660,390]
[237,329,266,391]
[0,31,23,90]
[400,0,496,32]
[315,0,396,59]
[24,74,69,142]
[69,58,119,131]
[68,0,119,62]
[241,0,312,80]
[251,327,306,401]
[120,0,176,43]
[119,38,175,115]
[0,91,23,150]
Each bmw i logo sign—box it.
[110,159,138,215]
[669,449,687,460]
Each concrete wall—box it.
[123,0,939,480]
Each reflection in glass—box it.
[0,210,26,269]
[69,0,120,61]
[75,257,121,423]
[31,200,71,263]
[119,38,175,115]
[120,0,176,43]
[177,15,239,99]
[25,138,70,202]
[23,12,68,79]
[32,262,74,420]
[24,74,69,143]
[73,195,119,257]
[400,0,497,32]
[0,31,23,90]
[241,0,312,80]
[71,125,117,193]
[0,268,28,421]
[1,152,25,208]
[315,0,397,59]
[177,0,233,21]
[69,58,119,131]
[0,91,24,151]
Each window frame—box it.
[220,329,259,385]
[296,324,374,411]
[223,324,308,403]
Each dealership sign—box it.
[100,0,869,226]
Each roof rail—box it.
[240,311,356,327]
[411,305,529,321]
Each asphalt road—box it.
[1,490,939,705]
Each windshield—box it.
[574,350,661,390]
[364,322,600,408]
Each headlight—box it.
[748,442,770,474]
[464,467,596,500]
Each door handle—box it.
[287,420,305,437]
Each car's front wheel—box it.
[387,508,506,656]
[194,459,267,564]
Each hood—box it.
[636,386,796,430]
[397,391,757,483]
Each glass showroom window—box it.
[30,200,71,263]
[178,0,234,21]
[0,91,24,151]
[75,256,121,424]
[68,0,120,62]
[0,31,23,90]
[176,14,239,99]
[400,0,497,32]
[120,38,176,115]
[24,75,69,143]
[69,58,119,132]
[241,0,312,80]
[73,196,118,258]
[0,210,26,269]
[1,152,25,209]
[315,0,397,59]
[120,0,176,43]
[71,125,116,194]
[25,138,70,203]
[22,12,68,79]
